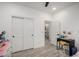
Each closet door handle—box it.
[12,35,15,38]
[32,34,34,36]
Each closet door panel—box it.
[12,18,24,53]
[23,19,34,50]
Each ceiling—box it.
[14,2,78,13]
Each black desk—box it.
[57,38,75,56]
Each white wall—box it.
[52,3,79,50]
[0,3,52,48]
[49,20,61,45]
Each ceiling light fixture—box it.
[52,7,56,10]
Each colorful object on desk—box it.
[0,41,9,57]
[0,31,8,41]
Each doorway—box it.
[11,16,34,53]
[45,21,51,46]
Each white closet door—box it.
[23,19,34,50]
[12,18,24,53]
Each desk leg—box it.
[57,41,60,50]
[56,41,58,49]
[59,41,61,49]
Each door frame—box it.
[11,16,34,53]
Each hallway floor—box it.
[12,39,68,57]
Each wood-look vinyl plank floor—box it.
[12,39,68,57]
